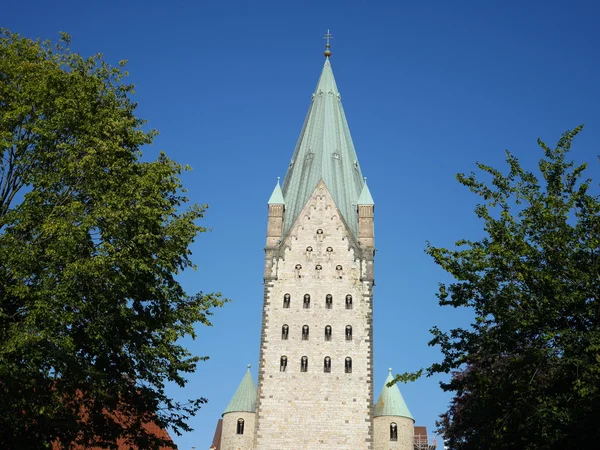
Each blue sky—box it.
[4,0,600,448]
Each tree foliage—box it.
[395,126,600,449]
[0,29,224,449]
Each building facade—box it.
[211,38,431,450]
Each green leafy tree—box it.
[0,29,224,449]
[394,126,600,449]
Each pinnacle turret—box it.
[268,177,285,205]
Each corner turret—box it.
[373,369,415,450]
[220,365,257,450]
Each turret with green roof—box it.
[374,368,414,420]
[222,364,257,416]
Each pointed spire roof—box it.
[281,56,364,238]
[357,178,374,205]
[373,368,414,420]
[223,365,257,416]
[268,178,285,204]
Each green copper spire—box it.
[373,368,414,420]
[223,365,257,416]
[281,53,365,238]
[357,178,374,205]
[268,177,285,204]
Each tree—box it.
[0,29,224,449]
[394,126,600,449]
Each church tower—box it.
[254,35,375,449]
[213,34,429,450]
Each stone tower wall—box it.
[255,182,374,449]
[373,416,414,450]
[220,411,256,450]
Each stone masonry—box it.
[254,181,374,449]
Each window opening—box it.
[237,418,245,435]
[303,294,310,309]
[302,325,309,340]
[282,324,289,340]
[345,294,353,310]
[325,294,332,309]
[324,357,331,373]
[283,293,290,308]
[280,356,287,372]
[301,356,308,372]
[390,423,398,441]
[325,325,332,341]
[345,357,352,373]
[345,325,352,341]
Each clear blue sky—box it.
[5,0,600,448]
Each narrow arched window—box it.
[303,294,310,309]
[301,356,308,372]
[324,325,332,341]
[325,294,333,309]
[302,325,309,340]
[283,293,291,308]
[324,356,331,373]
[345,325,352,341]
[390,422,398,441]
[282,324,289,340]
[345,357,352,373]
[280,356,287,372]
[345,294,353,310]
[237,418,245,435]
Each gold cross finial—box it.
[323,29,333,57]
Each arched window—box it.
[345,357,352,373]
[324,325,332,341]
[345,325,352,341]
[324,356,331,373]
[302,325,309,340]
[303,294,310,309]
[283,293,291,308]
[237,418,245,435]
[280,356,287,372]
[325,294,333,309]
[345,294,353,310]
[390,422,398,441]
[301,356,308,372]
[336,265,343,279]
[282,324,289,340]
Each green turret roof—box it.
[373,368,414,420]
[223,365,257,416]
[357,178,374,205]
[281,57,364,238]
[268,178,285,204]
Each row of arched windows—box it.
[282,293,353,309]
[281,324,352,341]
[279,356,352,373]
[294,263,345,279]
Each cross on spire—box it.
[323,29,333,57]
